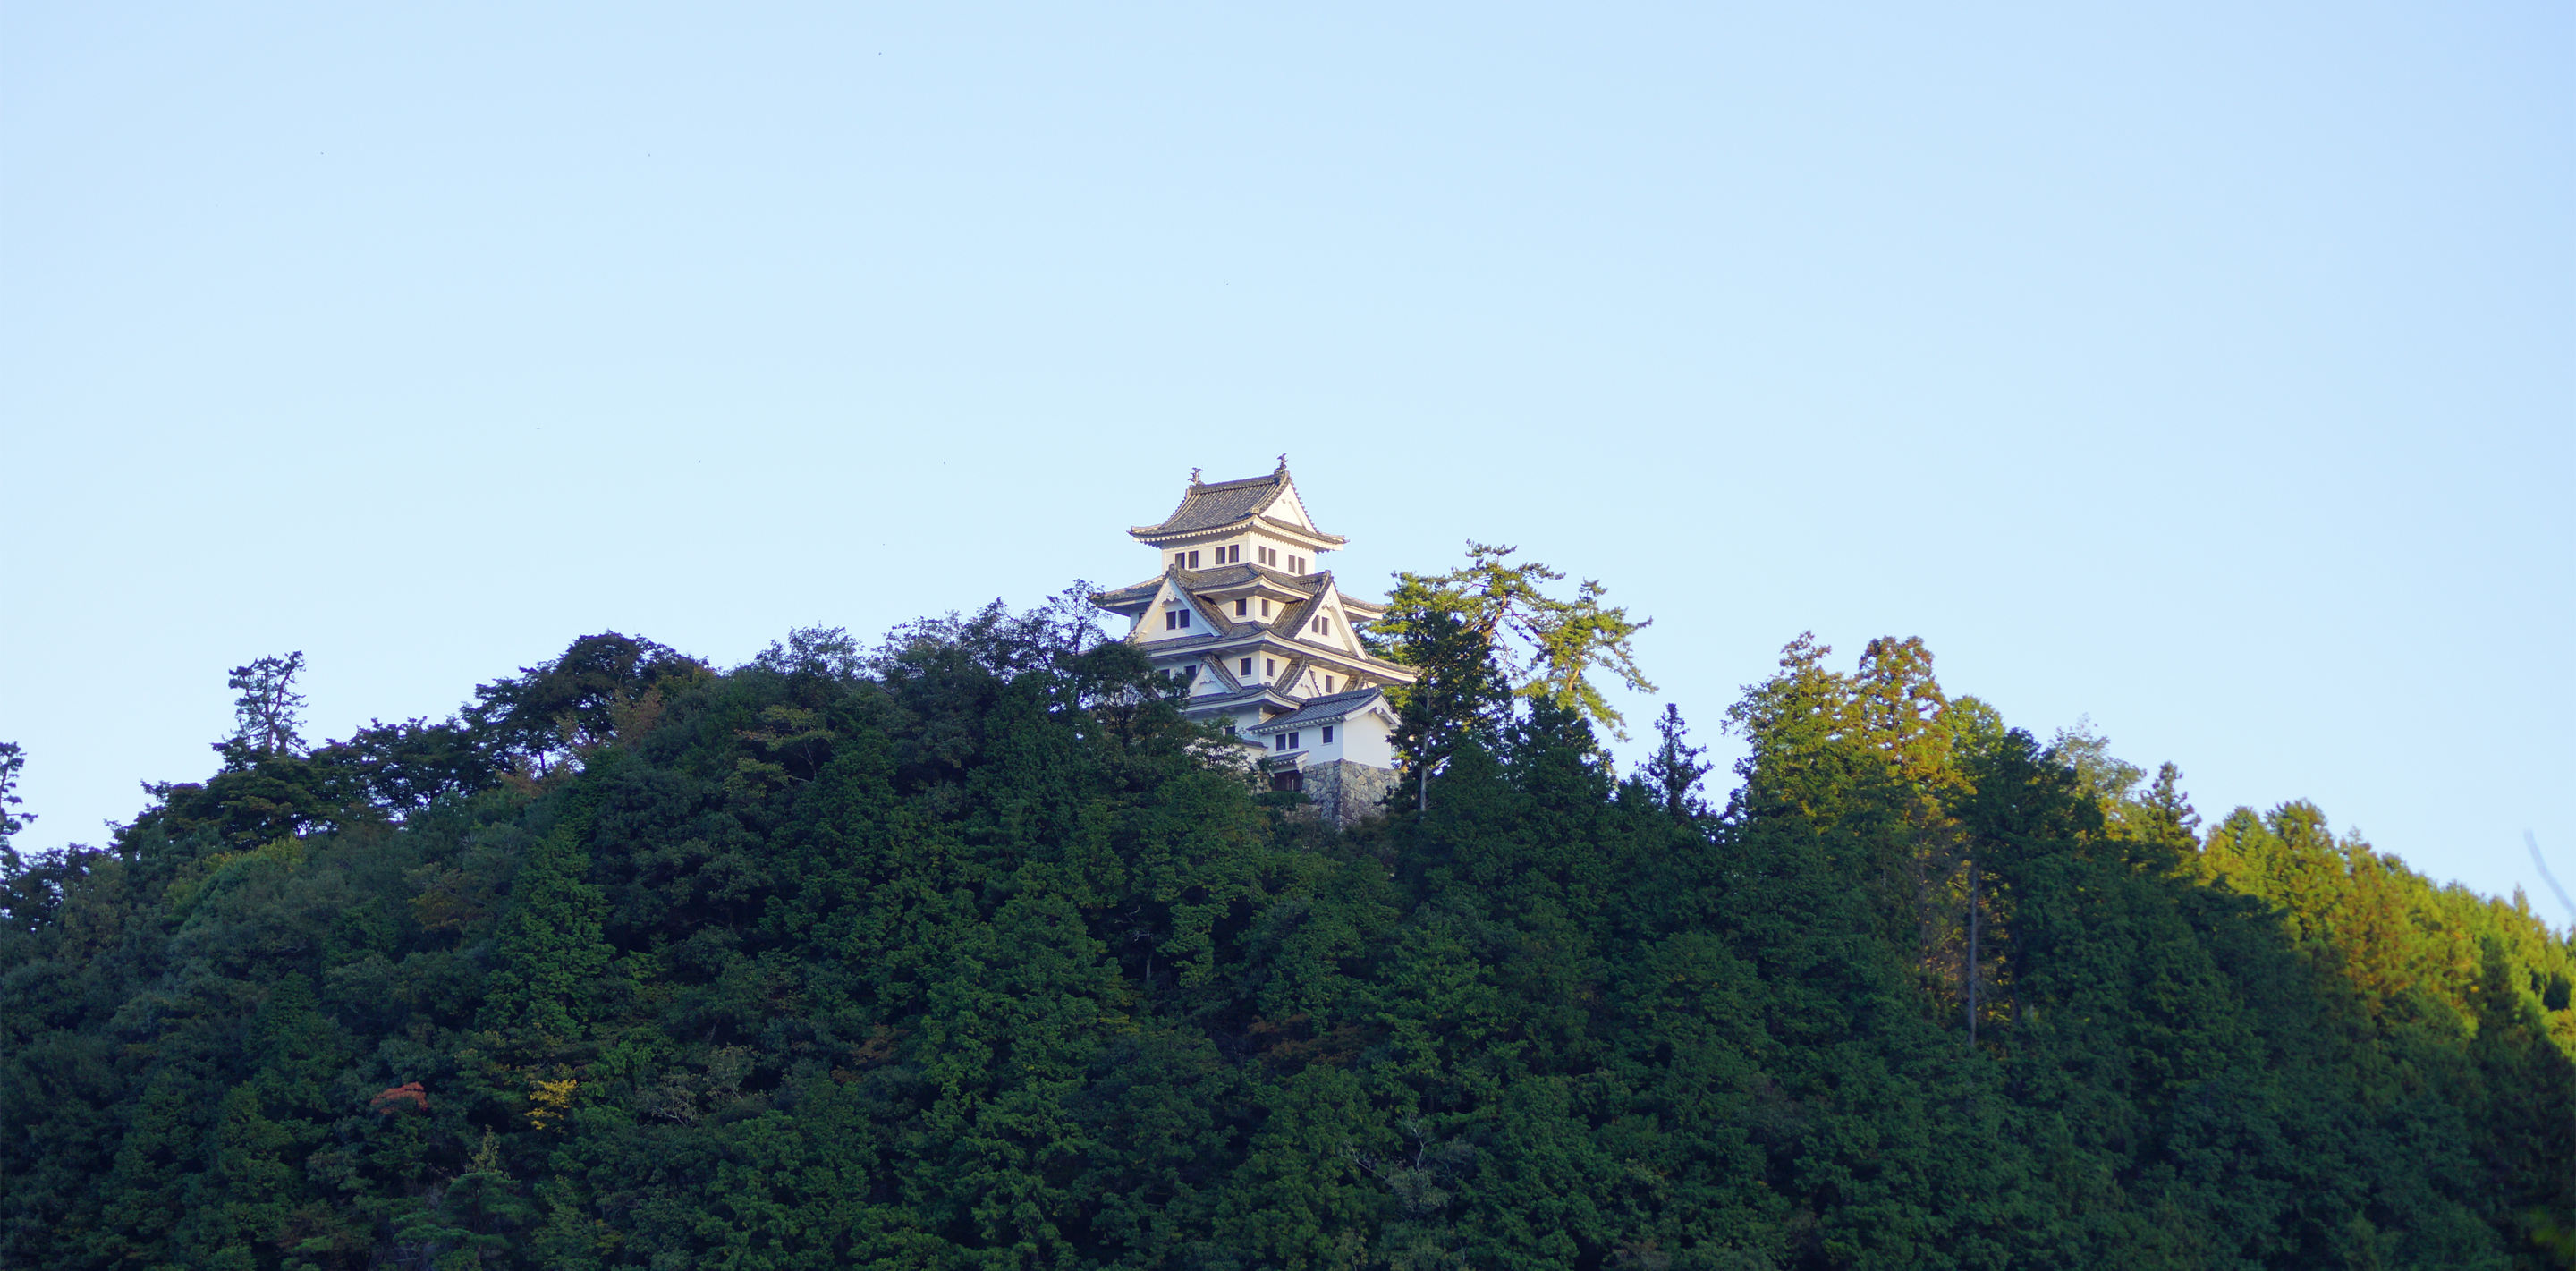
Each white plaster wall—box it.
[1342,712,1397,768]
[1301,597,1357,654]
[1258,728,1307,759]
[1253,709,1394,770]
[1142,582,1208,644]
[1271,481,1313,531]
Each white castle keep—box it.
[1092,460,1417,818]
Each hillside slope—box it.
[2,609,2570,1270]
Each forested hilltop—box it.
[3,597,2572,1270]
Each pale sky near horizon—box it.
[4,4,2570,913]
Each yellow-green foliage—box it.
[2,614,2567,1270]
[2201,801,2576,1056]
[160,835,306,917]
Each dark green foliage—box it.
[4,614,2568,1270]
[466,631,709,775]
[1641,703,1713,824]
[1,741,34,852]
[228,653,312,759]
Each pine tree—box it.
[480,798,610,1046]
[226,652,309,758]
[1640,703,1711,822]
[0,741,33,858]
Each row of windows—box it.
[1270,725,1334,751]
[1162,604,1331,635]
[1215,594,1336,639]
[1228,657,1337,696]
[1178,545,1305,573]
[1173,595,1328,630]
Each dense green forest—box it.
[3,593,2572,1269]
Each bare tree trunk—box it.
[1965,857,1979,1052]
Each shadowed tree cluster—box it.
[1,602,2569,1270]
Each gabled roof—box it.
[1245,687,1391,734]
[1094,578,1163,605]
[1112,576,1415,680]
[1093,562,1324,618]
[1182,683,1306,716]
[1273,569,1352,640]
[1092,569,1240,632]
[1131,462,1348,546]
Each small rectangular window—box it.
[1240,657,1253,675]
[1265,658,1276,675]
[1289,556,1304,573]
[1289,732,1301,750]
[1191,550,1202,568]
[1318,617,1331,634]
[1174,552,1186,568]
[1235,598,1248,616]
[1259,598,1271,617]
[1321,725,1334,743]
[1324,676,1335,692]
[1178,609,1191,628]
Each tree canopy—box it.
[1368,543,1653,742]
[1,606,2568,1270]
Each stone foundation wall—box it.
[1299,759,1401,829]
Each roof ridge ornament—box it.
[1190,467,1203,487]
[1275,453,1289,473]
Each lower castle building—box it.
[1091,460,1416,824]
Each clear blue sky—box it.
[4,4,2569,911]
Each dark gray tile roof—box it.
[1182,684,1304,716]
[1245,687,1388,733]
[1256,514,1344,544]
[1185,589,1234,636]
[1134,473,1285,535]
[1130,467,1347,544]
[1093,580,1164,607]
[1139,631,1225,652]
[1183,563,1317,593]
[1106,563,1319,595]
[1271,569,1338,638]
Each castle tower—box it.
[1091,459,1415,809]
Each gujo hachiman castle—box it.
[1092,460,1416,822]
